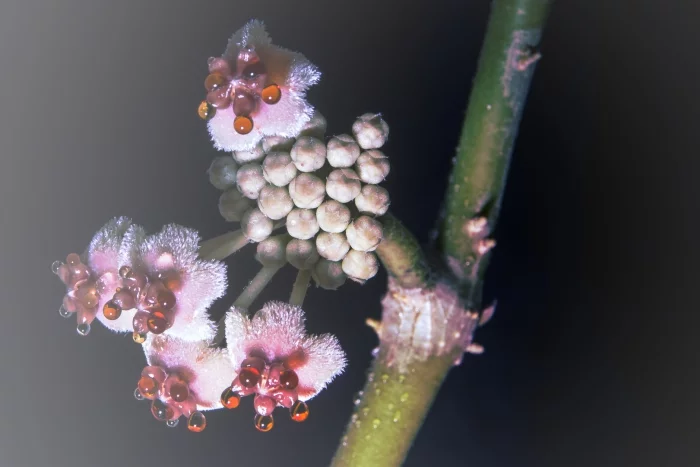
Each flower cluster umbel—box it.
[50,19,399,433]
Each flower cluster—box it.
[51,20,360,435]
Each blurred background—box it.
[0,0,698,466]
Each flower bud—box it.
[315,232,350,262]
[326,134,361,168]
[345,216,384,252]
[262,151,297,187]
[219,189,253,222]
[286,239,320,270]
[286,208,320,240]
[316,200,351,233]
[299,111,327,138]
[208,156,239,190]
[355,185,390,216]
[233,142,265,164]
[342,249,379,282]
[262,135,295,153]
[257,185,294,220]
[236,163,266,199]
[326,169,361,203]
[255,236,288,268]
[312,259,347,290]
[291,136,326,172]
[242,208,274,242]
[355,150,390,184]
[352,113,389,149]
[289,173,326,209]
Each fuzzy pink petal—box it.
[138,224,226,341]
[87,217,132,276]
[207,106,265,152]
[224,302,346,400]
[144,336,236,410]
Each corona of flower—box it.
[135,336,236,431]
[199,20,321,152]
[222,302,346,431]
[51,217,134,336]
[114,224,227,343]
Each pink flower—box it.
[223,301,346,431]
[135,335,236,431]
[200,20,321,152]
[112,223,228,342]
[52,217,133,336]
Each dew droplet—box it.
[381,374,389,383]
[76,322,91,336]
[362,407,370,416]
[364,434,371,441]
[51,261,63,274]
[400,393,409,403]
[375,388,382,396]
[134,388,145,401]
[58,304,71,319]
[372,418,381,429]
[398,375,406,384]
[393,411,402,423]
[166,418,179,428]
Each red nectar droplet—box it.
[238,367,260,388]
[147,310,170,334]
[169,382,190,403]
[279,369,299,390]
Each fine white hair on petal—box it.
[224,301,347,401]
[143,335,236,410]
[86,217,138,333]
[138,224,227,341]
[117,223,147,270]
[87,216,132,276]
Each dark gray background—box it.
[0,0,698,466]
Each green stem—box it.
[332,1,552,465]
[199,229,249,261]
[289,268,312,307]
[441,0,552,293]
[212,265,282,345]
[331,350,453,467]
[375,214,429,289]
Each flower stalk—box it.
[332,0,553,465]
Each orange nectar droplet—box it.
[254,414,274,432]
[290,400,309,422]
[138,376,159,399]
[198,100,215,120]
[133,332,147,344]
[221,387,241,409]
[103,300,122,320]
[147,310,169,334]
[261,84,281,104]
[233,115,253,135]
[204,72,227,91]
[187,411,206,433]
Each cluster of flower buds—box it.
[208,112,391,286]
[221,302,346,431]
[51,218,226,341]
